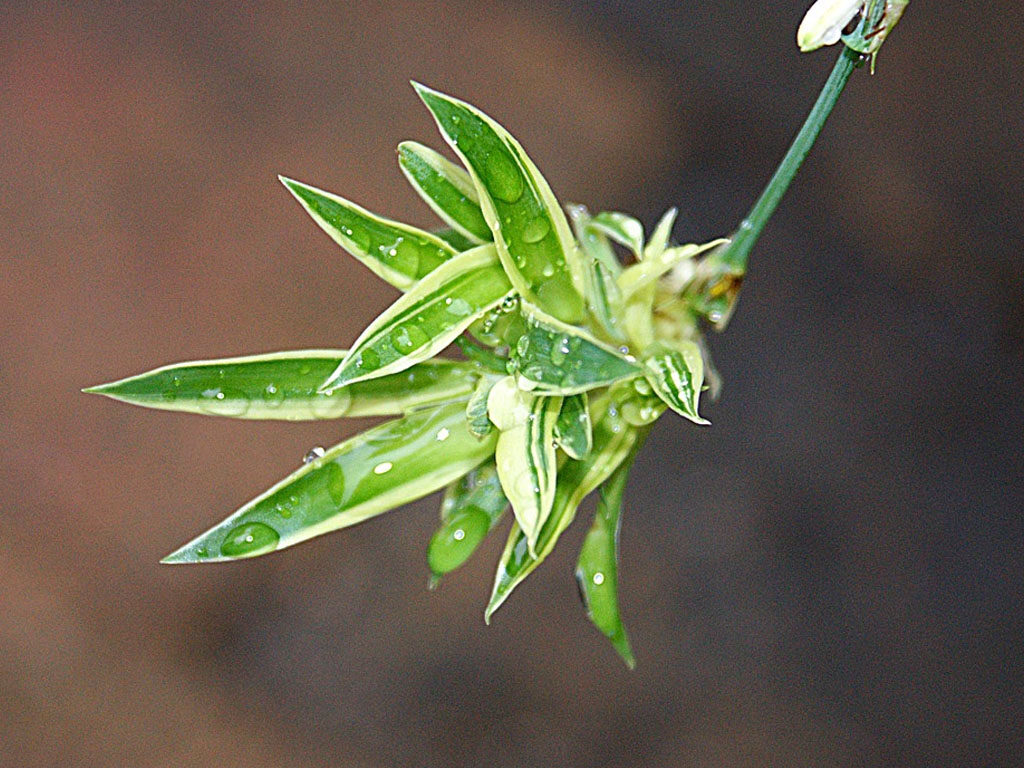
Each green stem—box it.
[718,45,861,272]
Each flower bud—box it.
[797,0,863,52]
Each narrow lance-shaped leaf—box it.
[432,227,479,252]
[485,401,640,621]
[576,443,642,669]
[398,141,491,244]
[588,211,645,260]
[488,376,562,557]
[512,305,642,395]
[84,351,478,421]
[643,341,709,425]
[162,401,497,564]
[413,83,586,324]
[427,461,508,582]
[554,393,592,460]
[322,244,513,391]
[566,203,626,344]
[281,176,455,290]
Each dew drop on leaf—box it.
[220,522,280,558]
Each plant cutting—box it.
[86,2,908,667]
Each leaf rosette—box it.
[87,84,730,667]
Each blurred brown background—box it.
[2,1,1022,766]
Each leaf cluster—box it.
[87,84,729,666]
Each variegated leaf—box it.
[576,447,640,668]
[280,176,455,289]
[512,305,642,394]
[414,83,587,324]
[485,401,639,621]
[84,351,478,420]
[588,211,645,259]
[321,244,513,391]
[398,141,491,244]
[554,393,592,460]
[642,341,709,425]
[487,376,562,556]
[162,401,497,563]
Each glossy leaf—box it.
[427,461,507,579]
[512,306,642,394]
[432,227,479,252]
[554,393,592,460]
[414,82,586,324]
[589,211,644,260]
[455,336,509,375]
[485,403,640,621]
[398,141,491,244]
[576,447,640,668]
[488,376,562,556]
[162,401,498,563]
[566,204,626,343]
[643,341,709,425]
[84,351,478,420]
[322,244,513,390]
[280,176,455,290]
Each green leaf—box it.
[432,227,479,252]
[398,141,491,244]
[413,82,586,324]
[162,401,498,563]
[84,351,478,420]
[576,447,640,668]
[427,460,507,579]
[465,376,496,437]
[280,176,456,290]
[487,376,562,557]
[454,336,509,375]
[588,211,645,260]
[566,204,626,344]
[485,402,640,621]
[643,341,709,425]
[512,305,642,394]
[554,393,592,460]
[321,244,513,391]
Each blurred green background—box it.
[2,1,1021,766]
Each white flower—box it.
[797,0,863,52]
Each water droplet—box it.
[446,297,472,318]
[500,295,519,313]
[220,522,280,558]
[541,264,555,278]
[521,216,550,244]
[196,547,208,558]
[262,383,284,408]
[453,528,465,541]
[436,427,450,441]
[310,387,351,419]
[303,446,326,464]
[198,388,250,416]
[592,572,605,586]
[373,461,393,474]
[391,323,429,354]
[485,153,524,203]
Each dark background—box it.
[2,1,1021,766]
